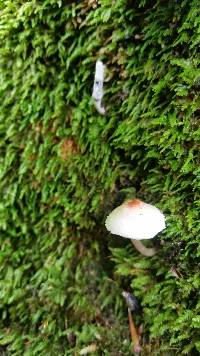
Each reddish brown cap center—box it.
[126,199,143,208]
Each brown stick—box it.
[128,308,141,354]
[131,239,157,257]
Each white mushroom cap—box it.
[105,199,165,240]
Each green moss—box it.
[0,0,199,354]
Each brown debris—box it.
[79,343,98,355]
[59,138,78,160]
[83,0,98,10]
[128,308,141,355]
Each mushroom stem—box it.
[131,240,157,257]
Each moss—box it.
[0,0,199,354]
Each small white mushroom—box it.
[105,199,165,256]
[92,60,105,115]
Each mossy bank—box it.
[0,0,199,354]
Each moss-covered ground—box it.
[0,0,199,354]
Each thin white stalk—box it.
[132,240,157,256]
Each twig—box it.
[122,291,141,354]
[128,308,141,355]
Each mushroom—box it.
[105,199,165,256]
